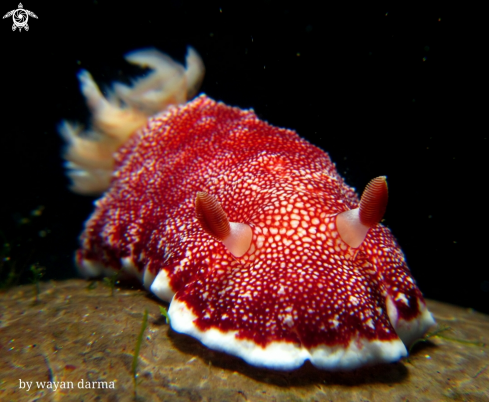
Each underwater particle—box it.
[31,206,44,217]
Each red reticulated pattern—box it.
[77,95,424,348]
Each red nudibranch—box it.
[60,47,435,371]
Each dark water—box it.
[1,1,486,314]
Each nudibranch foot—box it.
[169,296,409,371]
[150,269,175,302]
[386,296,436,347]
[64,48,435,372]
[59,47,205,195]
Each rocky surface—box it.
[0,279,488,401]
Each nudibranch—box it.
[60,47,435,371]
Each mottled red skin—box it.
[77,95,426,349]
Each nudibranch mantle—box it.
[62,47,435,371]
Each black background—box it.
[1,1,487,314]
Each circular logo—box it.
[3,3,38,32]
